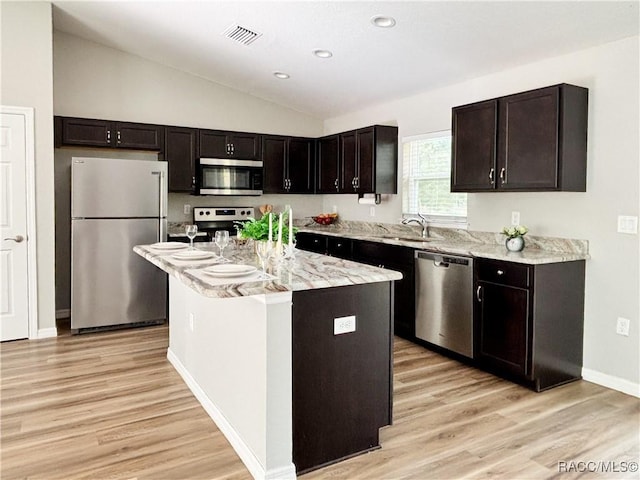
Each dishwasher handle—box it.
[434,260,449,268]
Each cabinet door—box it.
[228,133,260,159]
[388,260,415,339]
[166,127,197,193]
[295,232,327,254]
[498,86,559,190]
[262,136,287,193]
[116,122,164,151]
[199,130,228,157]
[451,100,497,192]
[340,131,357,192]
[316,135,340,193]
[60,117,114,147]
[357,127,375,194]
[288,138,315,193]
[327,236,352,260]
[476,281,530,377]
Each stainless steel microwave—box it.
[197,158,263,195]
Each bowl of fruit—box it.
[312,213,338,225]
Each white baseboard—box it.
[36,327,58,339]
[582,368,640,398]
[55,309,70,319]
[167,348,296,480]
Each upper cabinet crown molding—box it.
[451,84,588,193]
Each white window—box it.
[402,131,467,226]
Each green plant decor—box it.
[235,213,298,244]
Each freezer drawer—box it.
[415,251,474,358]
[71,218,166,330]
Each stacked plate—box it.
[150,242,188,251]
[202,264,257,278]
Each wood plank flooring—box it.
[1,325,638,479]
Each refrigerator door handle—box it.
[151,170,166,241]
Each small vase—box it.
[505,236,525,252]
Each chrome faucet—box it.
[402,213,430,238]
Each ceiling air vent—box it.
[223,24,262,46]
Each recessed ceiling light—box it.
[273,72,290,80]
[313,49,333,59]
[371,15,396,28]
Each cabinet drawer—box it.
[477,259,530,288]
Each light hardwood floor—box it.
[1,325,638,479]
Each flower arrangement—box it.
[502,225,528,239]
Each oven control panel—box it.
[193,207,255,222]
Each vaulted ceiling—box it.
[52,1,639,118]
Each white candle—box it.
[277,212,283,248]
[288,208,293,247]
[268,213,273,242]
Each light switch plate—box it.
[334,315,356,335]
[617,215,638,234]
[616,317,630,336]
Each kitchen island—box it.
[134,243,402,480]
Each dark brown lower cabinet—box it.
[475,258,585,391]
[292,282,393,474]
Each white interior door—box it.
[0,111,30,341]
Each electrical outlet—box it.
[189,313,194,332]
[334,315,356,335]
[184,204,192,215]
[511,211,520,226]
[369,206,376,217]
[617,215,638,234]
[332,205,338,213]
[616,317,630,336]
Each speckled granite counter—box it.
[297,222,590,265]
[134,242,402,299]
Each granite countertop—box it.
[134,243,402,299]
[297,224,590,265]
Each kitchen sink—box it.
[378,235,440,243]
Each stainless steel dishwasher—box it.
[415,251,474,358]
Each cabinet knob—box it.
[334,178,339,190]
[106,130,111,142]
[117,131,121,144]
[489,168,495,185]
[497,269,504,275]
[499,168,506,184]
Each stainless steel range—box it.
[193,206,255,239]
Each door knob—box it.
[4,235,24,243]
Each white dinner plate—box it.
[202,264,257,277]
[171,250,216,260]
[150,242,189,251]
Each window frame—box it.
[402,130,468,229]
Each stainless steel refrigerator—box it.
[71,157,167,331]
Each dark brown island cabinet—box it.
[474,258,586,391]
[295,233,416,340]
[291,282,393,474]
[198,129,261,160]
[55,117,164,151]
[451,83,588,192]
[262,135,315,194]
[317,125,398,195]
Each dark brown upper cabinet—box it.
[316,135,341,193]
[199,129,260,160]
[262,135,315,194]
[55,117,164,152]
[320,125,398,195]
[165,127,198,193]
[451,84,588,192]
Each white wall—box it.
[53,31,323,136]
[1,2,56,333]
[323,36,640,390]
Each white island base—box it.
[167,277,296,480]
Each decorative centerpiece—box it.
[502,225,528,252]
[312,213,338,225]
[235,209,298,261]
